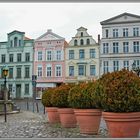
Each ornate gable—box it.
[36,29,65,41]
[100,12,140,25]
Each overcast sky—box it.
[1,3,140,42]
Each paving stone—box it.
[0,110,108,138]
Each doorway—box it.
[16,84,21,99]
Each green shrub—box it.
[68,81,101,109]
[98,69,140,112]
[50,84,74,108]
[41,88,54,107]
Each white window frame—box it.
[56,50,61,60]
[37,66,42,77]
[46,65,52,77]
[55,65,62,77]
[113,61,119,71]
[38,51,42,61]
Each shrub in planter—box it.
[50,84,77,128]
[41,88,60,124]
[68,81,102,135]
[42,88,54,107]
[98,69,140,137]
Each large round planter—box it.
[74,109,102,135]
[46,107,60,124]
[58,108,77,128]
[102,112,140,138]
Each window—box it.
[25,67,30,78]
[79,49,85,59]
[81,32,83,37]
[90,49,96,58]
[25,53,30,62]
[133,27,139,37]
[113,61,119,71]
[74,40,77,46]
[123,61,129,70]
[123,28,128,37]
[103,43,109,54]
[103,61,109,74]
[90,65,96,76]
[1,54,5,63]
[14,37,18,47]
[17,53,22,62]
[38,66,42,77]
[78,65,85,76]
[19,40,21,46]
[46,66,52,77]
[134,60,140,67]
[87,39,90,45]
[133,41,139,53]
[69,66,74,76]
[38,51,42,61]
[123,42,129,53]
[113,29,118,38]
[47,51,52,61]
[69,50,74,59]
[113,42,119,53]
[56,50,61,60]
[25,84,29,95]
[9,54,14,62]
[56,65,62,77]
[9,68,13,78]
[80,39,84,45]
[105,29,109,38]
[17,67,21,78]
[10,40,13,47]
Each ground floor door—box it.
[16,84,21,99]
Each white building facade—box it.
[65,27,100,83]
[0,30,34,99]
[100,12,140,76]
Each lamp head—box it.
[2,67,8,77]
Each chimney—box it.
[47,29,52,32]
[98,34,100,44]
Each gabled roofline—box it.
[100,12,140,25]
[36,30,65,41]
[77,26,87,31]
[7,30,25,35]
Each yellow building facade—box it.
[65,27,100,83]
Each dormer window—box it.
[87,39,90,45]
[74,40,77,46]
[80,39,84,45]
[81,32,83,37]
[14,37,18,47]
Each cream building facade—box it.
[65,27,100,83]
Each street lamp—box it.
[2,67,9,122]
[132,62,140,76]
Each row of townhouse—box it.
[0,12,139,99]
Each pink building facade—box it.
[34,29,67,96]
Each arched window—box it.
[74,40,77,46]
[80,39,84,45]
[81,32,83,37]
[14,37,18,47]
[87,39,90,45]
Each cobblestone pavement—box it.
[0,110,108,138]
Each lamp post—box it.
[132,62,140,76]
[2,67,8,122]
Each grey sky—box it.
[0,3,140,42]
